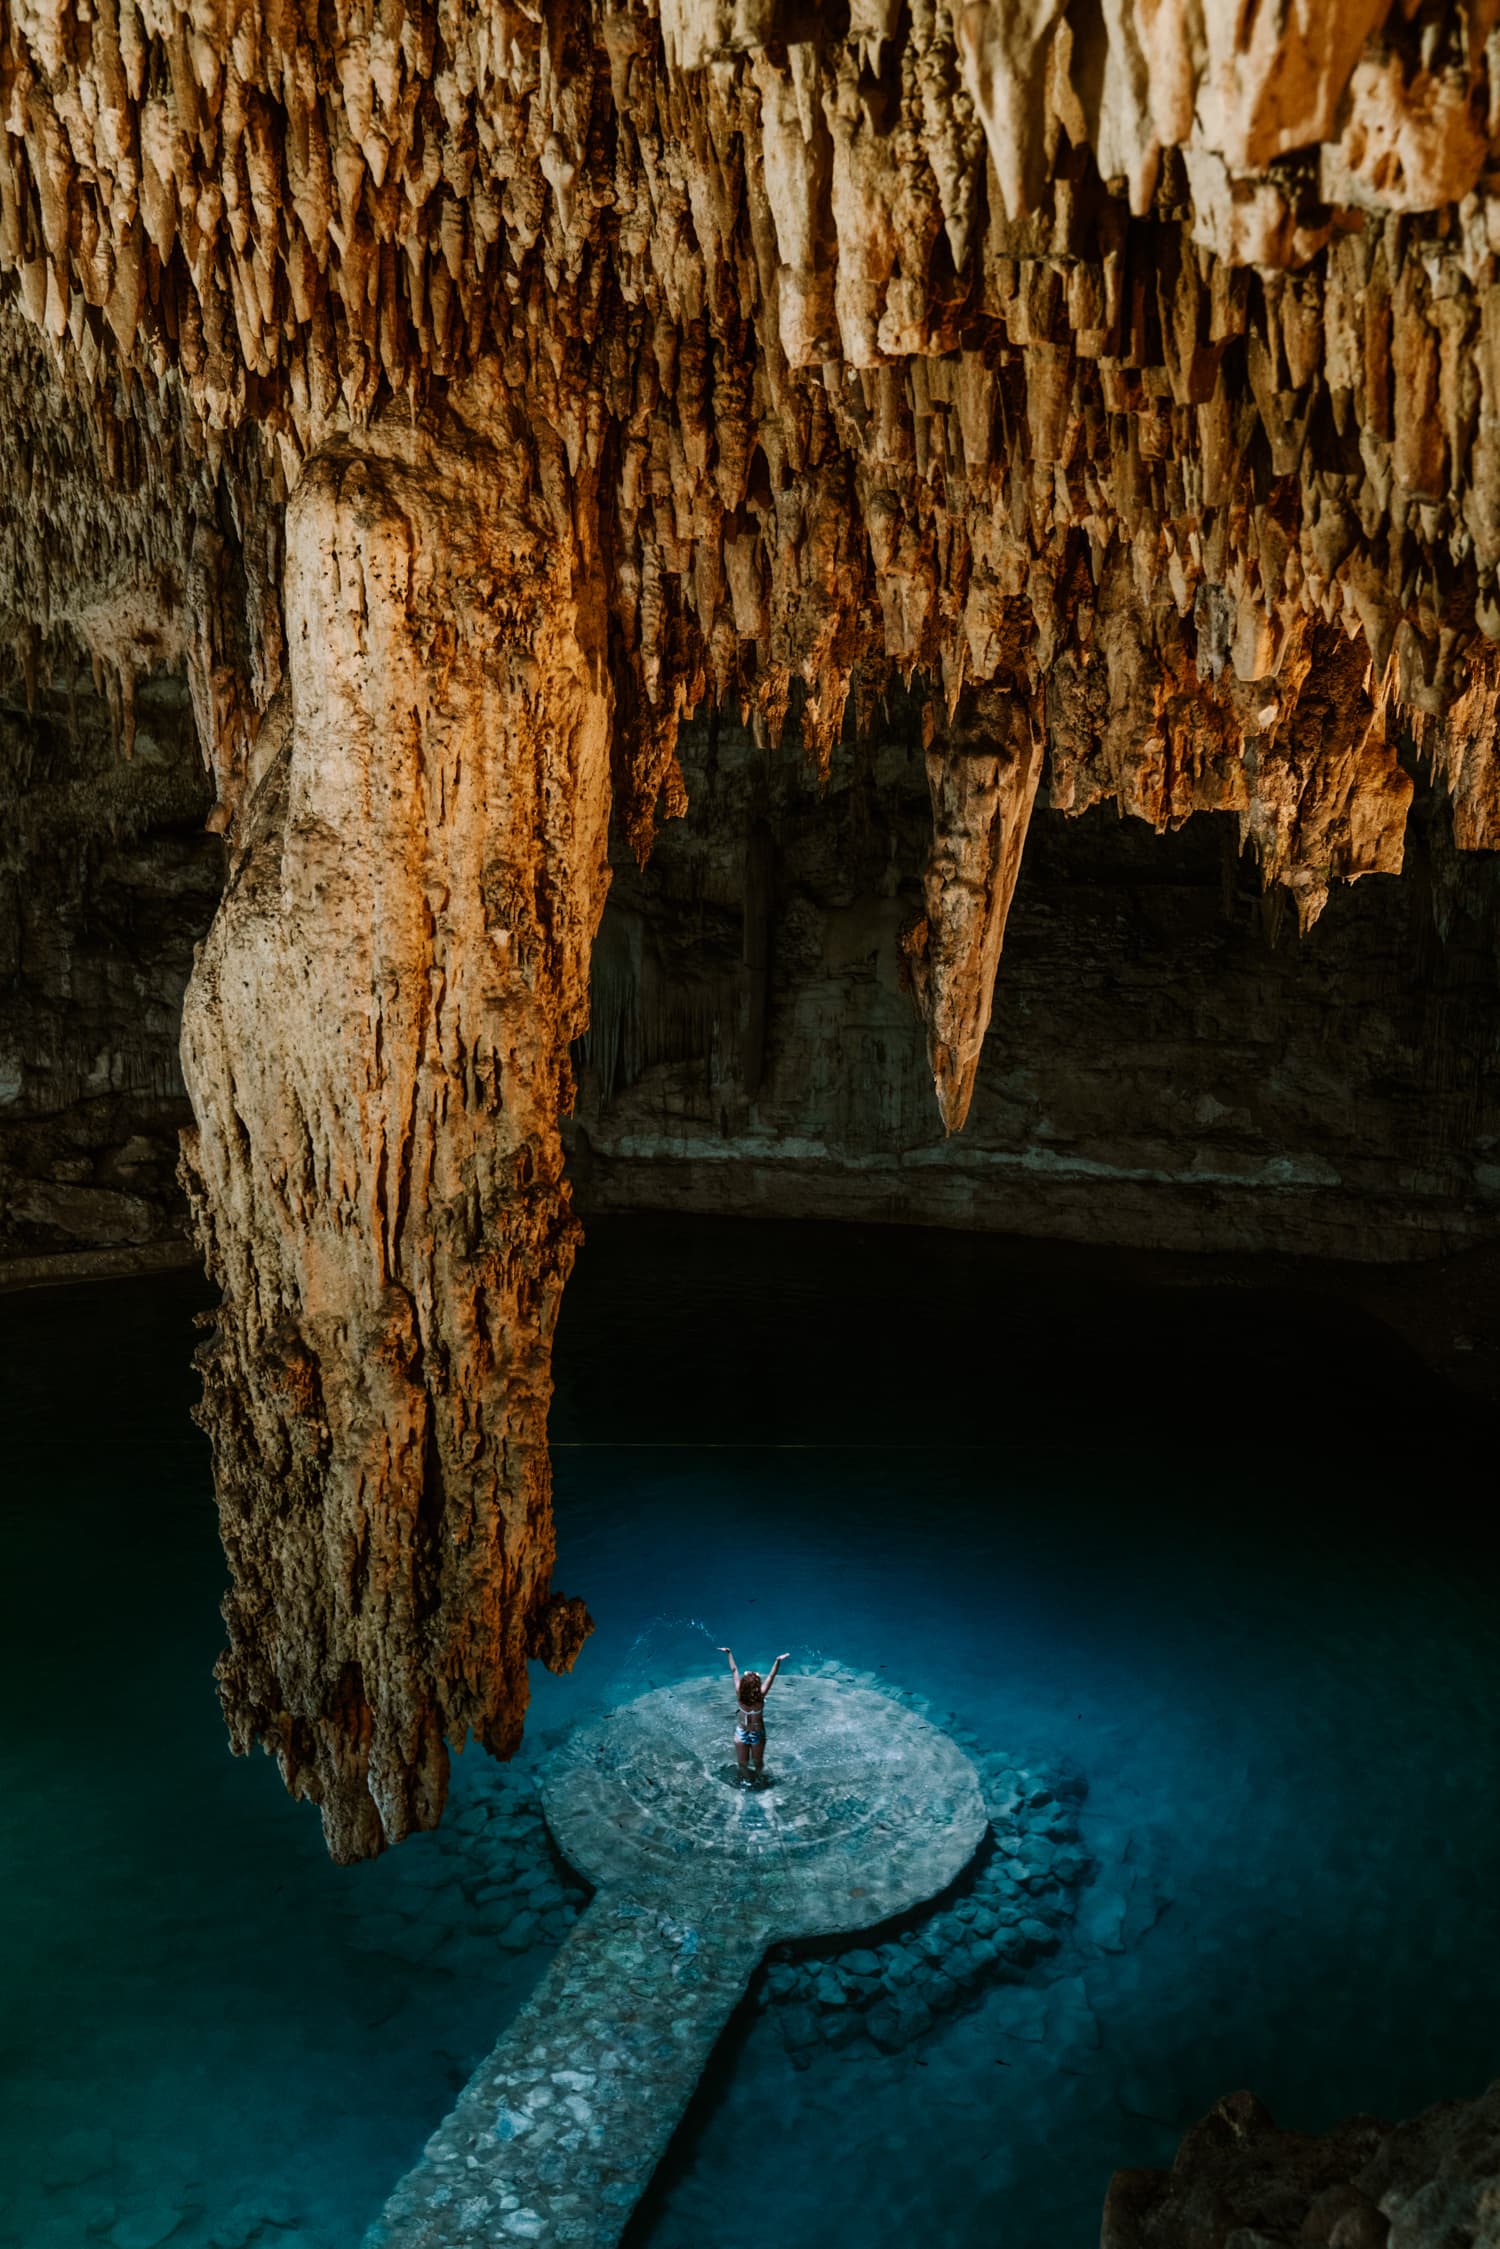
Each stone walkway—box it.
[364,1894,765,2247]
[365,1674,986,2248]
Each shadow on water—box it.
[553,1211,1482,1460]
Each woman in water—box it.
[719,1645,790,1780]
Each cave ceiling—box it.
[3,0,1500,1851]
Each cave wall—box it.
[13,0,1500,1855]
[3,9,1498,2219]
[0,659,217,1282]
[7,680,1500,1283]
[569,713,1500,1261]
[1104,2080,1500,2249]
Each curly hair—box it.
[738,1670,764,1710]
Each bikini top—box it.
[737,1698,764,1725]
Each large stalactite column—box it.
[179,419,609,1861]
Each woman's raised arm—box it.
[719,1645,740,1691]
[764,1652,790,1693]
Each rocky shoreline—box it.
[1104,2079,1500,2249]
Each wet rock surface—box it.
[541,1672,986,1934]
[4,3,1500,2231]
[750,1663,1106,2066]
[178,424,608,1862]
[4,1753,595,2249]
[1103,2079,1500,2249]
[368,1900,767,2249]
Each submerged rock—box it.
[109,2211,184,2249]
[1103,2081,1500,2249]
[39,2127,113,2188]
[757,1668,1104,2061]
[206,2221,262,2249]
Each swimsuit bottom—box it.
[734,1725,766,1747]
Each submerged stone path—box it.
[365,1675,987,2248]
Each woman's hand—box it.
[719,1646,732,1655]
[778,1652,790,1664]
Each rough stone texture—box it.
[0,296,282,791]
[1103,2079,1500,2249]
[369,1675,986,2246]
[11,684,1500,1290]
[6,0,1500,1855]
[745,1661,1100,2068]
[570,713,1500,1260]
[17,674,1500,1286]
[8,1,1500,1118]
[178,419,608,1861]
[0,660,217,1276]
[368,1898,766,2249]
[4,10,1498,2229]
[541,1674,987,1933]
[10,681,1500,1283]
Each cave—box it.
[3,4,1500,2246]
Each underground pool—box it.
[3,1215,1498,2249]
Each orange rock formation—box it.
[3,0,1500,1847]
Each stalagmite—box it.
[178,419,607,1859]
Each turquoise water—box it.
[3,1217,1499,2249]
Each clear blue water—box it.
[3,1216,1498,2249]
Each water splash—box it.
[614,1614,728,1695]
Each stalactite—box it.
[6,0,1500,1844]
[177,419,607,1860]
[908,674,1047,1132]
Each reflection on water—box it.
[2,1218,1498,2249]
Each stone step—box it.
[364,1894,767,2249]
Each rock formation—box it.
[178,418,605,1858]
[1104,2081,1500,2249]
[7,2,1500,1846]
[569,716,1500,1265]
[0,658,218,1280]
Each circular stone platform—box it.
[540,1673,988,1941]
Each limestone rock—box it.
[6,0,1500,1855]
[178,418,607,1859]
[907,672,1046,1131]
[0,661,217,1274]
[1102,2081,1500,2249]
[568,721,1500,1263]
[6,3,1500,1027]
